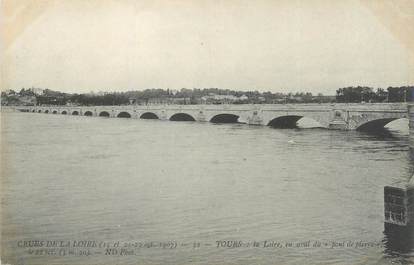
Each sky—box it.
[1,0,414,94]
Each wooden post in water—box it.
[383,103,414,254]
[409,103,414,161]
[408,102,414,227]
[384,186,411,227]
[383,102,414,242]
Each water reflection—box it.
[352,129,410,157]
[409,147,414,178]
[383,223,414,256]
[357,127,407,140]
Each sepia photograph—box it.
[1,0,414,264]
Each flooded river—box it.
[1,112,413,265]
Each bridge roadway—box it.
[14,103,412,131]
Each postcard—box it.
[1,1,413,264]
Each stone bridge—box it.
[15,103,411,131]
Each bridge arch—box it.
[52,110,58,114]
[38,110,42,113]
[170,113,196,121]
[117,112,131,118]
[356,118,401,132]
[61,110,67,115]
[140,112,159,119]
[210,114,239,123]
[268,115,303,128]
[267,115,324,129]
[45,110,49,113]
[99,111,110,117]
[84,111,93,116]
[32,109,36,112]
[72,111,79,115]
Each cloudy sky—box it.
[1,0,414,94]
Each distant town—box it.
[1,86,412,106]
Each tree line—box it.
[2,88,332,106]
[1,86,412,106]
[335,86,412,103]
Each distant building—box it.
[30,88,44,95]
[201,93,249,104]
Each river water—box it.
[1,112,413,265]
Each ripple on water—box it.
[1,112,412,265]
